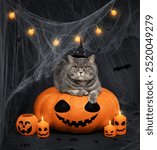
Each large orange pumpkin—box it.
[34,87,120,133]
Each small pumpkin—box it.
[34,87,120,133]
[16,114,38,136]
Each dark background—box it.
[0,0,140,149]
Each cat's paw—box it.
[88,92,97,104]
[82,90,89,96]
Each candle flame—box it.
[41,116,44,121]
[119,111,121,115]
[109,120,111,125]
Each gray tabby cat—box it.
[53,54,101,104]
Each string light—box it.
[95,26,102,35]
[52,38,60,47]
[110,9,118,17]
[26,27,36,37]
[8,11,16,20]
[74,35,81,43]
[7,7,119,43]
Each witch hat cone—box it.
[72,40,87,58]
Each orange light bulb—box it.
[95,27,102,35]
[27,28,36,37]
[52,38,60,47]
[8,11,16,20]
[110,9,118,17]
[74,35,81,43]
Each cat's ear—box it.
[88,55,95,63]
[67,55,75,63]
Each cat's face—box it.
[67,55,97,81]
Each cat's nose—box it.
[79,72,83,74]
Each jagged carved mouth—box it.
[116,128,125,132]
[18,126,32,134]
[106,134,114,136]
[56,113,98,127]
[38,132,48,136]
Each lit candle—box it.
[114,111,127,135]
[104,120,116,137]
[37,116,50,138]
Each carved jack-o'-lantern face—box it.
[104,121,116,137]
[34,87,120,133]
[37,125,49,138]
[114,120,126,135]
[104,124,116,137]
[16,114,38,136]
[18,120,32,134]
[54,100,99,128]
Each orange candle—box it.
[104,120,116,137]
[37,116,50,138]
[114,111,127,135]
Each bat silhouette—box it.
[113,64,131,71]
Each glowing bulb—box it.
[110,9,118,17]
[74,35,81,43]
[52,38,60,47]
[109,120,111,125]
[8,11,16,20]
[41,116,44,121]
[27,28,36,37]
[95,27,102,35]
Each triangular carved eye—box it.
[54,100,70,112]
[114,121,119,126]
[85,102,100,112]
[121,121,126,126]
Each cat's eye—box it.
[85,66,90,69]
[72,66,77,68]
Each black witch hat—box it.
[72,40,87,58]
